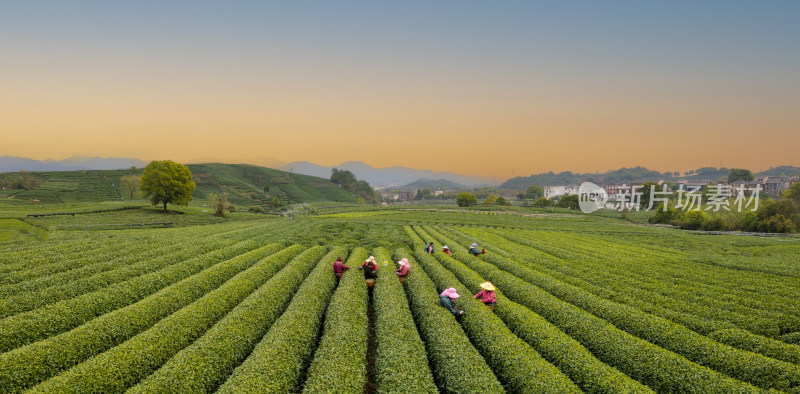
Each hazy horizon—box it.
[3,1,799,178]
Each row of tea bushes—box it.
[0,242,283,393]
[30,245,311,393]
[405,227,581,393]
[126,245,326,393]
[302,248,369,393]
[217,247,346,393]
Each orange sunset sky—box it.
[2,2,799,180]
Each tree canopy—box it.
[456,192,477,207]
[524,185,543,199]
[140,160,196,212]
[727,168,755,183]
[330,168,376,203]
[555,194,579,210]
[784,183,800,205]
[121,175,141,200]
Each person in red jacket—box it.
[333,256,350,282]
[441,245,451,256]
[474,282,497,311]
[359,256,378,288]
[395,258,410,284]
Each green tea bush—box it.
[0,239,220,318]
[437,232,793,391]
[371,247,437,393]
[784,332,800,345]
[417,226,651,393]
[709,329,800,365]
[393,248,504,393]
[0,238,265,353]
[302,248,369,393]
[405,227,581,393]
[217,247,346,393]
[31,245,311,393]
[0,243,283,393]
[126,245,326,393]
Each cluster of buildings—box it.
[378,189,446,202]
[544,176,799,200]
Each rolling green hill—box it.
[0,164,359,207]
[187,163,358,206]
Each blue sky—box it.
[2,1,799,177]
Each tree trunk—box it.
[163,201,168,212]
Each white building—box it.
[544,185,579,199]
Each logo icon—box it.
[579,182,608,213]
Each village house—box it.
[763,176,794,196]
[544,185,579,199]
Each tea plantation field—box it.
[1,205,799,393]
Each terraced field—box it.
[1,208,798,393]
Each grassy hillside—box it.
[0,164,359,208]
[187,163,358,206]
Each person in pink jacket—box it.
[474,282,497,312]
[395,258,410,284]
[441,245,451,256]
[439,287,464,316]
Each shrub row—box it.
[453,226,800,350]
[500,227,800,320]
[491,229,800,390]
[0,239,119,283]
[785,332,800,345]
[418,226,652,393]
[0,243,284,393]
[370,247,438,393]
[0,237,192,299]
[442,226,749,337]
[708,329,800,365]
[446,230,800,392]
[424,226,759,392]
[0,238,93,273]
[405,227,581,393]
[391,247,504,393]
[127,245,327,393]
[525,228,797,336]
[0,239,139,285]
[302,248,370,393]
[35,245,316,393]
[0,238,264,353]
[0,238,223,318]
[217,247,347,393]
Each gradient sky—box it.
[2,1,799,179]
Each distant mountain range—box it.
[0,156,146,173]
[281,161,494,188]
[399,179,466,190]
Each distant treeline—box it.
[500,165,800,190]
[330,168,377,203]
[0,173,42,190]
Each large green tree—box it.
[727,168,754,183]
[524,185,543,200]
[555,194,580,210]
[456,192,477,207]
[140,160,196,212]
